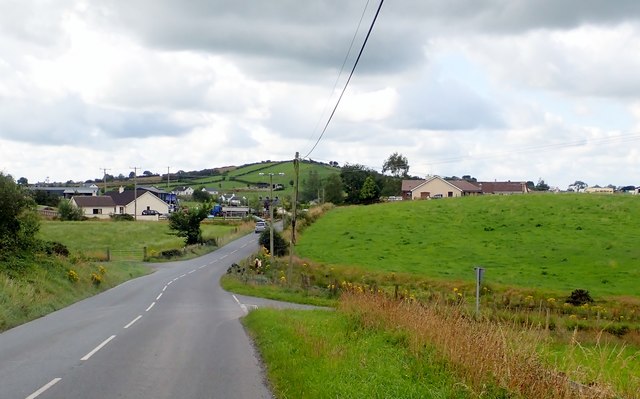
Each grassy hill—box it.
[295,193,640,298]
[97,160,340,202]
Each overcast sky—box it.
[2,0,640,189]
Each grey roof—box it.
[72,196,115,207]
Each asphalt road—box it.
[0,231,301,399]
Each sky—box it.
[2,0,640,189]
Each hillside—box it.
[295,193,640,298]
[94,160,339,201]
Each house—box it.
[70,196,116,219]
[585,186,614,194]
[174,186,194,197]
[477,181,529,195]
[30,184,100,199]
[106,188,169,219]
[402,176,482,199]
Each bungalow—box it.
[174,186,194,197]
[70,196,116,219]
[477,181,529,195]
[585,186,614,194]
[106,188,169,219]
[402,176,482,199]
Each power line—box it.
[303,0,385,159]
[305,0,372,143]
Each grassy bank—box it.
[0,254,147,332]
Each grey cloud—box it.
[394,75,504,131]
[0,95,194,145]
[92,0,640,80]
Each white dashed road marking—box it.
[156,293,163,301]
[25,378,62,399]
[81,335,116,361]
[124,316,142,329]
[145,302,155,312]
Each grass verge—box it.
[0,254,147,332]
[243,308,497,399]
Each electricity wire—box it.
[305,0,372,143]
[303,0,385,159]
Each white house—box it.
[175,186,194,196]
[70,196,116,219]
[107,189,169,219]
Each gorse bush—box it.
[566,289,594,306]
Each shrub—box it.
[604,324,630,337]
[91,272,102,286]
[565,289,594,306]
[67,269,79,283]
[110,214,134,221]
[43,241,70,257]
[258,230,288,257]
[160,249,183,259]
[57,199,85,221]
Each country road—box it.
[0,232,303,399]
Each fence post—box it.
[143,246,148,262]
[107,247,111,262]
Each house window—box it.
[420,192,430,199]
[448,192,453,197]
[119,206,125,214]
[92,208,102,215]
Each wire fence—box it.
[106,248,147,262]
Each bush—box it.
[258,230,288,257]
[604,324,630,337]
[43,241,70,257]
[160,249,183,259]
[111,214,134,221]
[565,289,594,306]
[57,199,85,221]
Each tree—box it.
[323,173,344,204]
[340,164,373,204]
[192,188,211,203]
[535,179,550,191]
[168,204,212,245]
[568,181,587,192]
[57,199,85,221]
[143,170,153,176]
[301,170,322,202]
[0,173,40,252]
[360,176,381,204]
[382,152,409,178]
[17,177,28,185]
[129,171,136,179]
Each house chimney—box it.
[119,186,124,194]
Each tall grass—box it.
[339,292,634,398]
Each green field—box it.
[295,194,640,298]
[38,219,239,256]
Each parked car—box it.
[142,209,160,215]
[254,221,267,233]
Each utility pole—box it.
[289,152,300,285]
[167,166,170,189]
[259,171,284,259]
[130,166,139,220]
[100,168,111,194]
